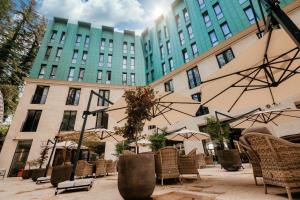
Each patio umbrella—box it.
[106,91,201,126]
[166,129,210,141]
[230,108,300,129]
[129,139,151,147]
[201,27,300,113]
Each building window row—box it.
[191,92,209,116]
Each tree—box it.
[115,87,156,153]
[38,145,49,168]
[149,132,166,152]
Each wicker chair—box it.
[244,133,300,200]
[178,148,199,179]
[155,146,180,185]
[239,126,272,185]
[105,160,117,175]
[196,153,206,169]
[75,160,94,178]
[95,159,106,177]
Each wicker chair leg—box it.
[264,184,267,194]
[254,176,257,186]
[286,187,293,200]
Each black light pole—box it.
[44,135,59,177]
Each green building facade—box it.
[30,0,293,85]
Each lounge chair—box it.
[75,160,93,178]
[105,160,117,175]
[244,132,300,200]
[95,159,106,177]
[178,148,200,179]
[155,146,180,185]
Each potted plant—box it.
[205,117,242,171]
[32,145,50,181]
[115,87,156,200]
[149,130,166,152]
[22,160,39,179]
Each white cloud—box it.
[39,0,174,34]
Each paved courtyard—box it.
[0,165,299,200]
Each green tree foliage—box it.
[149,132,166,152]
[0,0,46,116]
[115,141,129,156]
[0,85,18,117]
[38,145,49,168]
[0,124,9,138]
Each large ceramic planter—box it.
[217,149,242,171]
[31,168,46,181]
[22,169,33,179]
[118,153,155,200]
[50,164,73,187]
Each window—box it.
[75,34,81,47]
[244,6,256,24]
[71,50,78,64]
[213,3,224,20]
[55,48,62,61]
[183,8,190,23]
[144,43,148,53]
[78,68,85,81]
[164,80,174,92]
[61,86,72,105]
[60,111,77,131]
[146,72,150,83]
[109,39,113,52]
[150,54,153,67]
[50,30,57,43]
[21,110,42,132]
[49,65,57,79]
[66,88,81,105]
[148,125,156,130]
[198,0,205,9]
[106,71,111,84]
[38,64,46,79]
[216,48,235,68]
[179,31,185,45]
[191,42,198,57]
[67,67,75,81]
[107,54,112,67]
[122,73,127,85]
[98,90,110,106]
[169,58,174,71]
[191,93,209,116]
[96,112,108,129]
[239,0,247,4]
[162,63,167,75]
[130,43,135,54]
[44,46,52,60]
[82,51,88,64]
[100,38,105,50]
[123,42,128,54]
[97,70,102,83]
[182,48,189,63]
[203,11,211,27]
[175,15,181,29]
[160,46,164,59]
[145,57,148,69]
[164,26,169,38]
[158,30,162,44]
[151,69,154,81]
[84,36,90,48]
[32,86,49,104]
[60,32,65,44]
[123,56,127,69]
[221,22,232,39]
[187,25,194,39]
[187,67,201,89]
[209,30,218,46]
[130,57,135,70]
[148,40,152,51]
[131,73,135,85]
[99,53,104,67]
[166,41,171,55]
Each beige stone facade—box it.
[1,1,300,177]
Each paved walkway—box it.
[0,165,299,200]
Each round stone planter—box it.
[217,149,242,171]
[118,153,155,200]
[31,168,46,181]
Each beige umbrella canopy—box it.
[106,91,201,126]
[166,129,210,141]
[58,128,125,143]
[201,27,300,113]
[230,108,300,129]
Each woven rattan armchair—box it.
[244,133,300,200]
[95,159,106,177]
[155,146,180,185]
[105,160,117,175]
[75,160,94,178]
[196,153,206,169]
[178,148,200,179]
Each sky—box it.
[36,0,174,35]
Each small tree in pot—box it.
[32,145,50,181]
[205,117,242,171]
[149,128,167,152]
[115,87,157,200]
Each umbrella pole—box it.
[70,91,93,181]
[44,136,58,177]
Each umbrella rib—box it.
[278,49,300,83]
[268,47,299,63]
[158,103,196,117]
[156,106,172,125]
[279,64,300,83]
[237,71,269,84]
[159,101,201,104]
[262,65,276,104]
